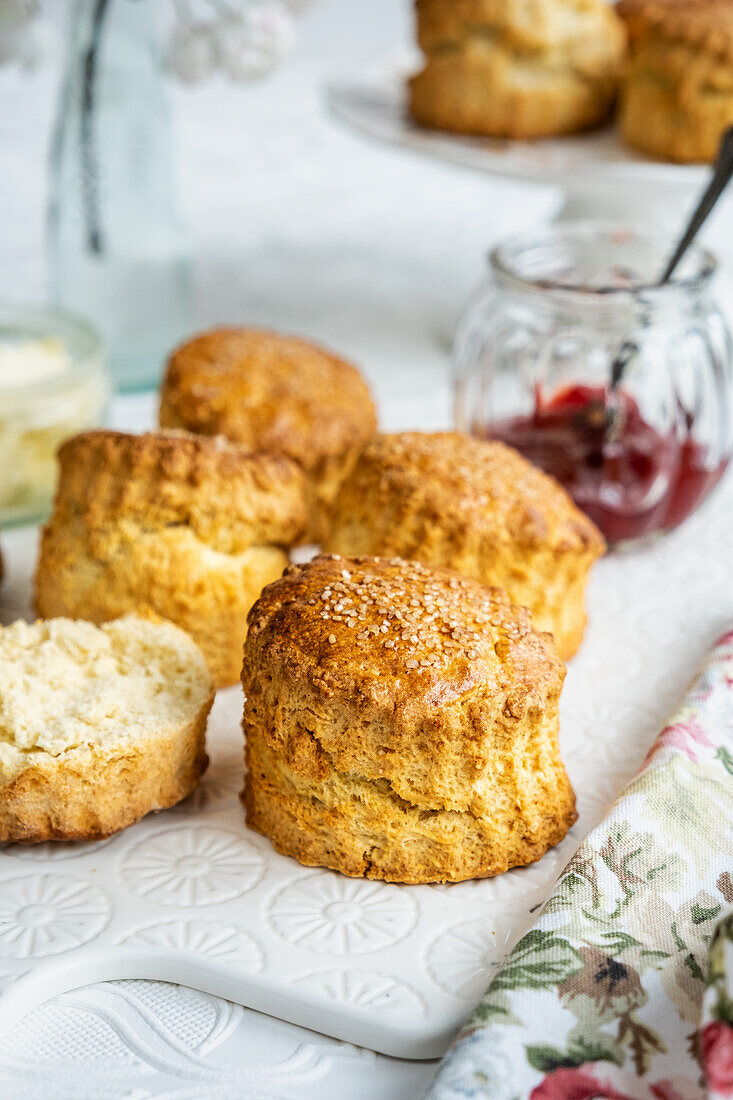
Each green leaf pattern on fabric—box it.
[427,630,733,1100]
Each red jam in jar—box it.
[454,226,733,546]
[479,384,729,544]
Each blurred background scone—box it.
[159,328,377,543]
[34,430,307,687]
[243,555,575,883]
[408,0,627,139]
[0,616,214,843]
[617,0,733,163]
[324,432,605,659]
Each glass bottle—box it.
[48,0,191,392]
[453,223,733,546]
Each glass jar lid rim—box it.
[489,221,717,299]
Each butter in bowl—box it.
[0,304,108,528]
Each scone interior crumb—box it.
[0,616,213,785]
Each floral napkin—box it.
[700,911,733,1100]
[427,630,733,1100]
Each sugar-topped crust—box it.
[243,554,576,883]
[159,328,377,542]
[324,432,604,659]
[34,430,307,687]
[246,554,564,735]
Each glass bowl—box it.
[0,303,109,528]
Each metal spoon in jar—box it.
[600,125,733,440]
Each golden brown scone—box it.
[34,430,307,688]
[408,0,627,139]
[243,554,575,883]
[0,616,214,843]
[324,433,605,659]
[158,328,377,544]
[617,0,733,163]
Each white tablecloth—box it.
[1,2,732,1097]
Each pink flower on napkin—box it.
[530,1065,636,1100]
[644,717,714,766]
[701,1020,733,1097]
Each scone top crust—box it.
[415,0,627,52]
[245,553,564,727]
[617,0,733,58]
[328,432,605,557]
[54,429,308,552]
[159,328,377,474]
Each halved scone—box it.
[0,616,214,842]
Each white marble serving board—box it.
[0,479,732,1059]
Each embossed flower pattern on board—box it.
[122,920,265,972]
[0,875,111,957]
[426,914,526,1001]
[120,827,265,907]
[293,969,426,1015]
[268,873,418,955]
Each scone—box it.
[159,328,377,544]
[0,616,214,843]
[618,0,733,163]
[324,433,605,659]
[408,0,627,139]
[34,430,307,688]
[243,554,575,883]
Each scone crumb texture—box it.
[0,616,212,785]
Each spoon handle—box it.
[660,125,733,285]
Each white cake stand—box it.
[326,59,708,227]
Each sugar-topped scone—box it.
[242,554,576,883]
[324,432,605,659]
[159,328,377,543]
[618,0,733,163]
[409,0,627,139]
[34,430,307,687]
[0,616,214,843]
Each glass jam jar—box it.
[453,224,733,546]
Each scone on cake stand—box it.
[331,0,733,230]
[327,57,708,228]
[408,0,626,140]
